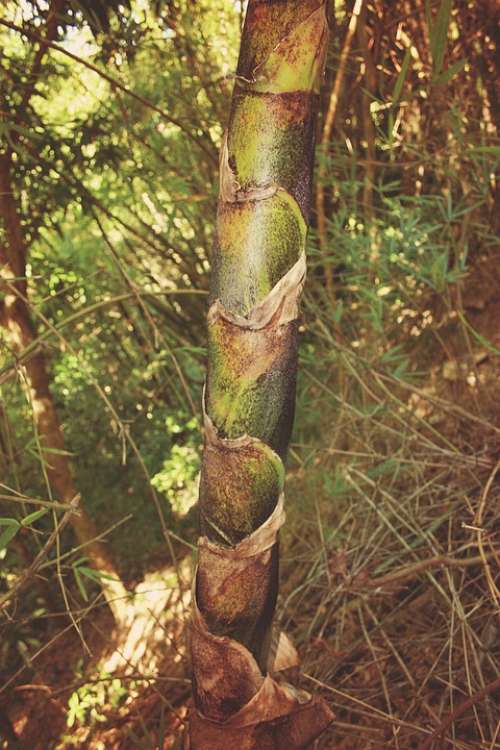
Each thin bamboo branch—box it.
[0,493,81,611]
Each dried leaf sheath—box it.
[187,2,333,747]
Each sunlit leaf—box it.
[429,0,453,76]
[0,524,20,551]
[392,46,412,106]
[21,509,49,526]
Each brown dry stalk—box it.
[474,461,500,609]
[418,675,500,750]
[316,0,365,303]
[357,551,499,590]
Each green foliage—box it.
[72,556,124,601]
[151,413,200,515]
[66,671,128,728]
[0,509,48,551]
[427,0,453,77]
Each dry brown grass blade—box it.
[418,676,500,750]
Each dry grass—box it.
[1,257,498,750]
[280,308,500,750]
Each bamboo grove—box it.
[1,0,499,747]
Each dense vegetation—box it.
[0,1,498,748]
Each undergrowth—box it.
[279,236,499,749]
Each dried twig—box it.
[418,676,500,750]
[0,494,81,611]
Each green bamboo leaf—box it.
[458,313,500,355]
[0,518,21,527]
[73,566,89,601]
[429,0,453,76]
[332,299,343,323]
[0,521,21,551]
[21,508,49,527]
[425,0,433,33]
[323,471,350,497]
[392,46,412,107]
[78,566,121,583]
[393,360,410,380]
[381,344,405,363]
[433,58,466,85]
[367,459,400,479]
[73,556,89,567]
[41,446,76,456]
[468,146,500,155]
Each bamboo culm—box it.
[187,3,333,748]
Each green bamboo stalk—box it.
[187,2,333,747]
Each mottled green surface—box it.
[244,5,327,95]
[227,91,316,214]
[196,0,327,681]
[200,431,285,543]
[236,0,321,82]
[213,191,305,316]
[206,311,298,456]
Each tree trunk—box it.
[357,1,377,226]
[0,153,128,625]
[187,2,333,748]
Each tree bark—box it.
[186,2,333,748]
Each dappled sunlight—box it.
[102,558,192,675]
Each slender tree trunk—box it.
[187,2,333,747]
[0,0,129,624]
[0,153,128,625]
[357,2,377,226]
[316,0,365,303]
